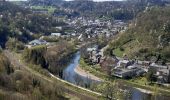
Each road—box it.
[3,50,101,100]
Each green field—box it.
[31,6,56,14]
[113,48,124,57]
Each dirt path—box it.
[74,66,103,82]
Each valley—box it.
[0,0,170,100]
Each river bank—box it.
[79,58,170,97]
[74,65,103,82]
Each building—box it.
[113,59,146,78]
[78,34,83,41]
[27,39,48,48]
[112,67,145,78]
[86,45,102,64]
[51,33,62,37]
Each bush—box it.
[139,48,149,53]
[119,47,125,51]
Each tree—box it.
[100,57,116,75]
[168,70,170,83]
[101,81,130,100]
[153,84,159,100]
[74,74,83,86]
[146,68,155,84]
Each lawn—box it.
[113,48,124,57]
[130,77,148,85]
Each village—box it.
[85,45,170,85]
[26,16,127,47]
[24,12,170,85]
[21,0,170,88]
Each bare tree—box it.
[74,74,83,86]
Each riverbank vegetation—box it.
[79,58,170,97]
[80,58,110,80]
[23,40,76,78]
[79,58,133,99]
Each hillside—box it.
[0,51,68,100]
[23,41,76,77]
[108,6,170,63]
[0,2,100,100]
[0,2,66,48]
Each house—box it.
[113,59,146,78]
[112,68,135,78]
[86,45,102,64]
[112,67,145,78]
[51,33,62,37]
[116,60,130,68]
[71,33,76,36]
[87,47,97,52]
[155,69,170,84]
[150,63,168,69]
[55,27,62,30]
[78,34,83,41]
[27,39,48,47]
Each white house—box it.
[29,39,48,46]
[78,34,83,41]
[26,39,48,48]
[51,33,62,37]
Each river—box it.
[62,51,170,100]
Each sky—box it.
[65,0,124,1]
[8,0,124,2]
[6,0,27,1]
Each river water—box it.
[62,51,170,100]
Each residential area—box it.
[84,44,170,85]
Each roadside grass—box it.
[129,77,147,86]
[65,93,80,100]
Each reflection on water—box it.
[62,51,100,87]
[62,51,170,100]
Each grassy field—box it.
[79,58,111,80]
[113,48,124,57]
[31,6,56,14]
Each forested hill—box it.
[0,2,65,48]
[26,0,169,20]
[0,2,30,47]
[108,6,170,63]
